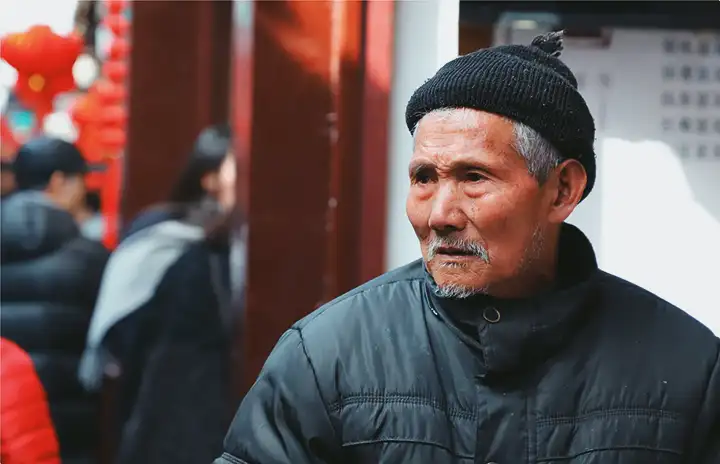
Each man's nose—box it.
[428,182,466,232]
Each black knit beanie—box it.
[405,31,596,199]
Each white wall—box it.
[559,30,720,335]
[385,0,459,270]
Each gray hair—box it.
[412,109,562,183]
[512,120,562,183]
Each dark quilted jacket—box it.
[110,243,237,464]
[216,224,719,463]
[0,192,109,464]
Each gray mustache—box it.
[427,236,489,262]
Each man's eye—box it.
[412,169,434,184]
[465,171,486,182]
[416,173,431,184]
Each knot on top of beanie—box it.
[530,30,565,57]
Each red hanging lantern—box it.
[106,0,128,15]
[108,38,131,60]
[72,82,128,163]
[76,131,103,162]
[102,60,129,84]
[96,5,130,160]
[71,85,101,125]
[105,16,130,37]
[0,25,83,121]
[71,86,105,163]
[98,0,132,249]
[95,80,126,106]
[99,106,127,126]
[71,87,105,191]
[99,129,127,154]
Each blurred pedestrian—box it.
[1,338,61,464]
[80,124,245,464]
[0,137,109,464]
[119,123,235,241]
[215,32,719,463]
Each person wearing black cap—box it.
[214,33,719,463]
[0,136,109,464]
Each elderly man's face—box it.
[406,109,581,298]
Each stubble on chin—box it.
[429,259,490,299]
[428,225,545,299]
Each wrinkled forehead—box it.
[412,108,517,162]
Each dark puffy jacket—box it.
[216,224,719,463]
[0,191,109,464]
[108,242,237,464]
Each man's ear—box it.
[547,159,587,224]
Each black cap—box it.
[12,137,99,190]
[405,31,596,200]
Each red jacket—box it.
[1,338,60,464]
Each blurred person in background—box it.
[1,337,61,464]
[79,123,244,464]
[119,124,234,241]
[0,136,110,464]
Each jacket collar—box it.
[426,223,600,376]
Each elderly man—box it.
[214,32,719,463]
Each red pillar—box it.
[359,0,394,283]
[231,0,394,391]
[124,0,231,224]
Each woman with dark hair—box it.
[78,124,244,463]
[121,123,236,240]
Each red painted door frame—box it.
[231,0,394,391]
[124,0,231,224]
[359,0,394,283]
